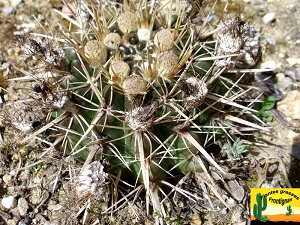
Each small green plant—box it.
[168,214,193,225]
[254,95,276,122]
[29,162,44,173]
[221,138,250,158]
[286,205,292,216]
[33,7,39,16]
[253,193,269,222]
[232,138,250,158]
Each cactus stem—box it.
[181,131,226,174]
[71,110,106,153]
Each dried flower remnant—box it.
[117,11,139,34]
[109,61,130,85]
[104,33,122,50]
[125,103,158,131]
[154,29,174,52]
[123,75,147,96]
[84,40,107,66]
[157,50,179,80]
[15,35,66,70]
[215,16,261,68]
[179,77,208,108]
[32,81,78,113]
[2,104,44,133]
[75,161,109,197]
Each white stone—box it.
[1,196,17,209]
[226,197,235,205]
[277,90,300,120]
[285,35,291,41]
[11,0,22,8]
[275,73,285,81]
[7,219,18,225]
[262,12,275,24]
[47,204,63,211]
[286,58,300,66]
[260,60,277,69]
[44,222,59,225]
[277,76,293,90]
[18,197,29,216]
[2,174,12,184]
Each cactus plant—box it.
[286,205,292,216]
[253,193,269,222]
[5,0,267,223]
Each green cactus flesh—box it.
[14,0,265,220]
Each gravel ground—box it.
[0,0,299,224]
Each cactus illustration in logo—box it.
[253,193,269,222]
[286,205,292,216]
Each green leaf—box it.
[262,113,273,122]
[261,95,276,111]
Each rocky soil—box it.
[0,0,299,224]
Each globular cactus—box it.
[253,193,268,222]
[7,0,267,223]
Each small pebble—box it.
[261,182,274,188]
[277,76,293,91]
[262,12,275,24]
[111,27,122,36]
[1,196,17,209]
[192,213,202,225]
[44,222,59,225]
[10,0,22,8]
[276,73,285,81]
[47,204,63,211]
[286,58,300,66]
[277,146,283,154]
[295,68,300,81]
[260,60,277,69]
[277,90,300,120]
[285,35,291,41]
[2,174,12,184]
[285,68,297,81]
[34,213,47,224]
[265,37,276,45]
[7,219,18,225]
[268,164,278,176]
[18,219,26,225]
[18,197,29,217]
